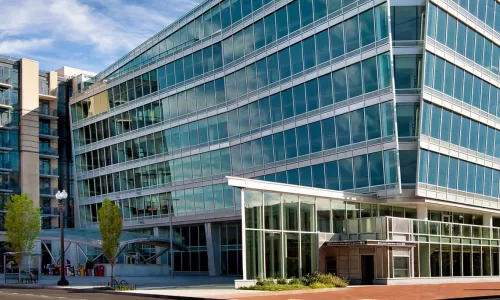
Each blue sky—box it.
[0,0,201,73]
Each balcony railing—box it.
[39,107,58,117]
[343,216,500,244]
[39,147,58,156]
[0,97,12,107]
[39,167,58,176]
[0,183,14,191]
[41,207,60,215]
[40,187,58,196]
[39,128,58,136]
[0,161,12,169]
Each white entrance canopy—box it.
[227,176,376,203]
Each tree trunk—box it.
[111,263,114,288]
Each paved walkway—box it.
[205,282,500,300]
[5,275,500,299]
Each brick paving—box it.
[220,282,500,300]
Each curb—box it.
[0,283,223,300]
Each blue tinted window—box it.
[297,125,310,156]
[458,160,467,191]
[282,89,294,119]
[427,151,439,185]
[460,118,470,148]
[333,69,347,102]
[325,161,339,190]
[329,24,344,58]
[290,43,303,75]
[438,155,449,187]
[427,3,436,38]
[359,9,375,46]
[469,121,479,151]
[284,129,297,159]
[303,36,316,70]
[312,164,325,188]
[440,109,451,142]
[344,16,359,53]
[276,7,288,39]
[450,113,461,145]
[448,157,458,190]
[264,14,276,44]
[466,163,476,193]
[306,79,319,111]
[293,84,306,115]
[354,155,369,188]
[339,158,354,190]
[273,132,285,161]
[288,1,301,33]
[350,109,365,143]
[319,74,333,107]
[300,0,313,27]
[475,165,484,195]
[299,166,312,187]
[436,8,447,44]
[365,105,381,139]
[369,152,384,186]
[262,135,274,164]
[309,121,322,153]
[322,118,336,150]
[363,57,378,93]
[418,149,428,183]
[336,113,350,147]
[278,48,291,79]
[316,30,330,64]
[347,63,362,98]
[446,15,457,50]
[430,105,441,139]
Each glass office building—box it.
[69,0,500,282]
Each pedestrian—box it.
[85,260,94,276]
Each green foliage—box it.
[288,277,302,285]
[4,194,41,265]
[276,277,287,285]
[97,199,122,279]
[240,273,348,291]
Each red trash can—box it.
[98,265,105,277]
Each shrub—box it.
[288,277,301,285]
[276,277,288,285]
[309,282,330,289]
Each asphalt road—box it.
[0,289,170,300]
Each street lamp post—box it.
[169,198,179,279]
[56,190,69,286]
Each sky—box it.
[0,0,201,73]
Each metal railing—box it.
[39,147,58,156]
[39,107,58,117]
[39,168,58,176]
[0,97,12,106]
[39,128,58,136]
[40,187,58,196]
[0,161,12,169]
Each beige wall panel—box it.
[19,59,40,206]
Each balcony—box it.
[0,140,12,151]
[40,187,58,197]
[41,207,59,217]
[0,161,12,171]
[0,97,13,110]
[341,216,500,245]
[0,77,12,90]
[39,107,58,119]
[39,128,58,139]
[39,146,58,158]
[0,183,15,192]
[39,167,59,178]
[39,89,57,101]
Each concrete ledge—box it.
[375,277,500,285]
[234,279,257,289]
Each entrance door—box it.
[361,255,374,285]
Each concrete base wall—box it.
[234,280,257,289]
[375,277,500,285]
[103,264,171,277]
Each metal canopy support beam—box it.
[146,248,169,263]
[76,244,90,262]
[42,242,56,264]
[132,244,150,265]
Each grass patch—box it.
[239,273,348,291]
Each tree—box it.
[97,199,122,286]
[4,194,41,281]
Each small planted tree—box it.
[4,194,41,281]
[97,199,122,286]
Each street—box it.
[0,289,169,300]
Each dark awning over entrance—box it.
[322,240,416,247]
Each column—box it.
[483,213,493,227]
[153,227,162,265]
[205,223,221,276]
[416,203,428,220]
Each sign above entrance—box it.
[322,240,416,247]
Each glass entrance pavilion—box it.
[229,176,500,285]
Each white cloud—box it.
[0,0,200,70]
[0,38,53,54]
